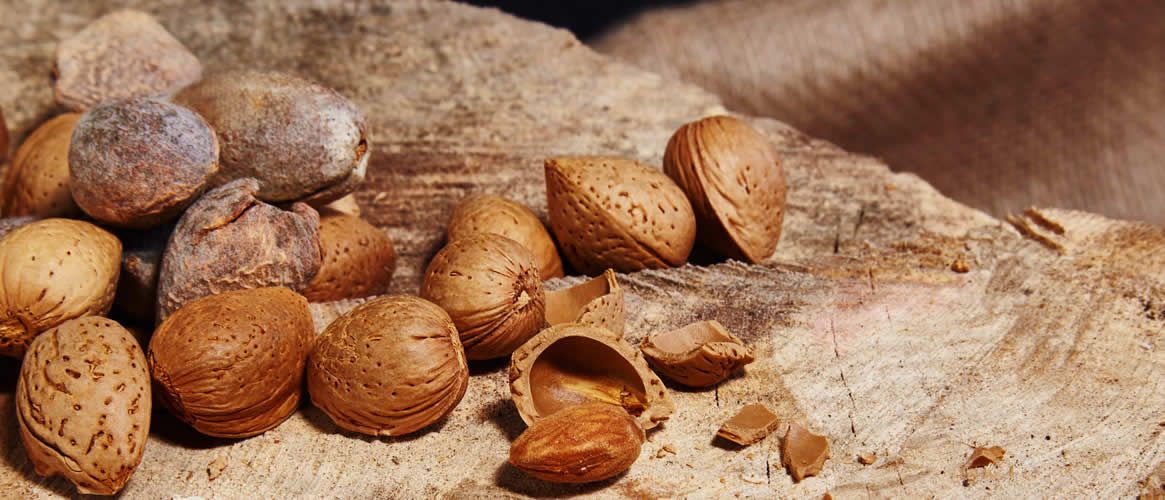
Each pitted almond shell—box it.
[663,115,787,263]
[509,323,674,430]
[16,316,150,495]
[640,320,754,387]
[307,295,468,436]
[1,113,83,218]
[148,287,314,438]
[421,233,545,360]
[447,194,564,280]
[544,269,624,338]
[0,218,121,358]
[302,214,396,302]
[545,156,696,275]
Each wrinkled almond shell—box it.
[640,320,754,387]
[544,269,624,337]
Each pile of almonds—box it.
[0,8,817,496]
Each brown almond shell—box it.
[1,113,83,218]
[306,295,469,436]
[640,320,754,387]
[663,115,787,263]
[302,215,396,302]
[782,421,830,481]
[545,156,696,275]
[16,316,150,495]
[148,287,314,438]
[509,402,645,483]
[420,233,545,360]
[509,323,675,430]
[0,218,122,358]
[544,269,624,338]
[447,194,564,280]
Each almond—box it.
[509,402,644,483]
[447,195,563,280]
[545,156,696,275]
[302,214,396,302]
[663,115,787,263]
[1,113,83,218]
[16,316,150,495]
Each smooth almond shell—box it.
[16,316,150,495]
[640,320,754,387]
[0,218,121,358]
[509,402,644,483]
[1,113,83,218]
[544,269,624,338]
[421,233,545,360]
[302,215,396,302]
[545,156,696,275]
[509,323,674,430]
[447,195,564,280]
[307,295,469,436]
[663,115,787,263]
[148,287,315,438]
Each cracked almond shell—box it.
[544,269,624,338]
[172,71,369,207]
[421,233,545,360]
[509,323,674,430]
[0,218,121,358]
[307,295,469,436]
[1,113,83,218]
[302,214,396,302]
[148,287,314,438]
[16,316,150,495]
[545,156,696,275]
[640,320,754,387]
[447,194,564,280]
[663,115,787,263]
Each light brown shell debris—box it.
[716,404,780,446]
[640,320,754,387]
[964,446,1006,469]
[781,422,830,482]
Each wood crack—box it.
[831,319,858,436]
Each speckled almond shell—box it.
[155,178,322,324]
[1,113,83,218]
[69,98,220,228]
[53,9,202,112]
[545,156,696,275]
[302,215,396,302]
[148,287,314,438]
[420,233,545,360]
[0,218,121,358]
[447,195,564,280]
[640,320,755,387]
[172,71,368,207]
[544,269,624,338]
[663,115,787,263]
[509,323,674,430]
[306,295,468,436]
[16,316,150,495]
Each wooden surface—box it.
[0,1,1162,498]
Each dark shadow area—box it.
[494,460,629,497]
[468,356,510,376]
[463,0,700,41]
[478,396,526,442]
[146,408,234,450]
[299,404,451,444]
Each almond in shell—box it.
[1,113,83,218]
[447,194,563,280]
[302,214,396,302]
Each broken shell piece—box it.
[640,320,754,387]
[509,323,674,430]
[544,269,624,338]
[781,422,830,481]
[857,452,877,465]
[964,446,1006,469]
[717,404,780,446]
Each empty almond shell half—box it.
[544,269,624,338]
[509,323,674,430]
[640,320,754,387]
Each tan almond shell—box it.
[306,295,469,436]
[148,287,314,438]
[16,316,150,495]
[302,215,396,302]
[545,156,696,275]
[663,115,787,263]
[509,323,675,430]
[53,9,202,112]
[447,194,564,280]
[1,113,83,218]
[782,421,831,481]
[420,233,545,360]
[640,320,755,387]
[0,218,121,358]
[509,402,645,483]
[544,269,624,338]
